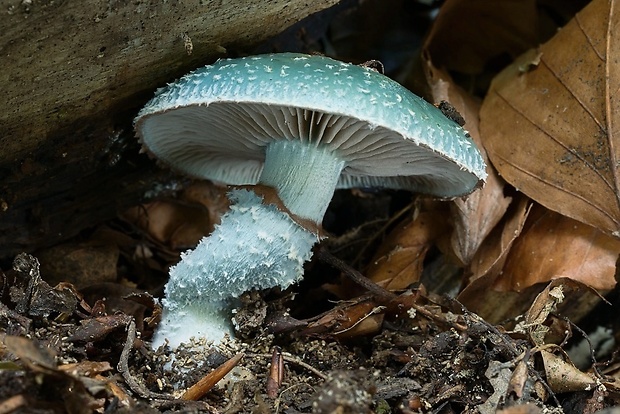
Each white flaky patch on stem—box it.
[153,189,316,349]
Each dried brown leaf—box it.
[422,58,511,265]
[366,209,447,291]
[460,201,616,323]
[480,0,620,238]
[507,358,530,399]
[493,205,619,292]
[457,196,531,316]
[521,279,604,347]
[123,182,228,250]
[540,350,595,393]
[468,196,531,283]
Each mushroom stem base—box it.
[152,302,232,350]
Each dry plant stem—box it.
[0,395,27,413]
[182,353,245,401]
[117,320,173,400]
[317,247,397,303]
[267,347,284,399]
[250,352,328,381]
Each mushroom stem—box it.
[153,141,346,350]
[259,140,346,223]
[152,189,316,350]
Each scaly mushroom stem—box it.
[153,141,346,350]
[259,140,346,223]
[153,189,316,349]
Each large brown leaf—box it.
[492,204,619,292]
[480,0,620,238]
[458,199,619,323]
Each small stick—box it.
[181,353,244,401]
[249,352,327,381]
[317,247,397,303]
[118,320,172,400]
[0,395,27,414]
[266,347,284,399]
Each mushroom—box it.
[134,53,486,350]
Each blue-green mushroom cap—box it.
[135,53,486,197]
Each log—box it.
[0,0,342,258]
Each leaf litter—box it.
[480,0,620,238]
[2,0,620,413]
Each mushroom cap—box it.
[135,53,486,197]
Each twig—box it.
[267,347,284,399]
[249,352,327,381]
[117,320,172,400]
[182,353,244,401]
[317,247,397,303]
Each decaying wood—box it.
[0,0,341,258]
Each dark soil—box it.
[2,249,618,413]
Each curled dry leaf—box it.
[123,182,229,250]
[480,0,620,238]
[8,253,82,320]
[365,208,448,291]
[520,279,605,347]
[540,350,595,394]
[422,55,511,265]
[457,195,531,319]
[458,201,614,324]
